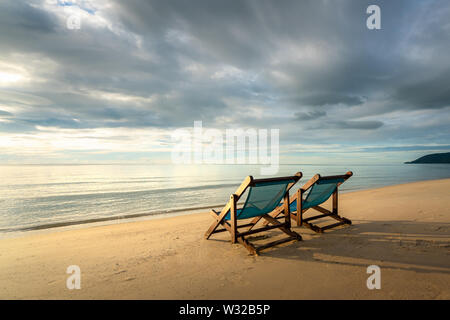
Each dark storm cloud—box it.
[0,0,448,153]
[293,94,365,107]
[392,69,450,110]
[0,1,57,34]
[334,120,384,130]
[294,110,327,121]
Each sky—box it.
[0,0,449,164]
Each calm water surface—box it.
[0,163,449,232]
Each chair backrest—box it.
[303,178,345,208]
[237,176,299,220]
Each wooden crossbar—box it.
[302,213,333,222]
[236,222,289,238]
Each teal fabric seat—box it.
[224,179,295,220]
[286,178,345,212]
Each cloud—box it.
[0,110,13,117]
[2,1,57,34]
[334,120,384,130]
[392,69,450,109]
[0,0,448,162]
[293,93,365,107]
[294,110,327,121]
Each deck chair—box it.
[258,171,353,233]
[204,172,303,255]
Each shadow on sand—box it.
[253,219,450,274]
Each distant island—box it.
[405,152,450,164]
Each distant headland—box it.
[405,152,450,164]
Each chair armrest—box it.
[300,174,321,192]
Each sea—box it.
[0,163,449,233]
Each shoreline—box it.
[1,177,449,239]
[0,204,224,235]
[1,177,450,239]
[0,178,449,299]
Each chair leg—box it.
[237,237,258,255]
[332,189,352,225]
[206,211,260,255]
[297,189,303,227]
[301,220,324,233]
[204,211,222,239]
[230,195,238,243]
[205,209,233,240]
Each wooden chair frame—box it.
[257,171,353,233]
[204,172,303,255]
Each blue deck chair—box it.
[204,172,303,255]
[257,172,353,233]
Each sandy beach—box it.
[0,179,449,300]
